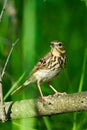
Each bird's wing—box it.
[30,52,52,75]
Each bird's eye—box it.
[58,42,62,47]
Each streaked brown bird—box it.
[12,41,66,100]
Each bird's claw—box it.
[54,92,67,96]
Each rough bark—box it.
[0,92,87,121]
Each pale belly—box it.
[33,68,61,82]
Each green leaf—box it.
[4,73,25,100]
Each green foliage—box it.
[0,0,87,130]
[81,0,87,6]
[4,72,25,100]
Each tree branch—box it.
[0,38,19,122]
[1,38,19,78]
[0,77,7,122]
[0,0,8,22]
[0,92,87,121]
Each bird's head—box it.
[50,41,66,55]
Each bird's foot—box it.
[41,96,50,101]
[54,91,67,96]
[40,92,67,101]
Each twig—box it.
[1,38,19,78]
[0,92,87,121]
[0,0,8,22]
[0,0,8,122]
[0,38,19,122]
[0,75,7,122]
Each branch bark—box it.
[0,92,87,121]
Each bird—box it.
[12,41,66,100]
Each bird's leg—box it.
[48,82,66,96]
[37,80,44,100]
[48,82,58,93]
[37,81,50,101]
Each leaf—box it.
[4,73,25,100]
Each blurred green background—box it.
[0,0,87,130]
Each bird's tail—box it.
[11,79,32,95]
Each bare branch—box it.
[0,38,19,122]
[0,92,87,121]
[0,0,9,122]
[0,0,19,122]
[0,0,8,22]
[1,38,19,78]
[0,77,7,122]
